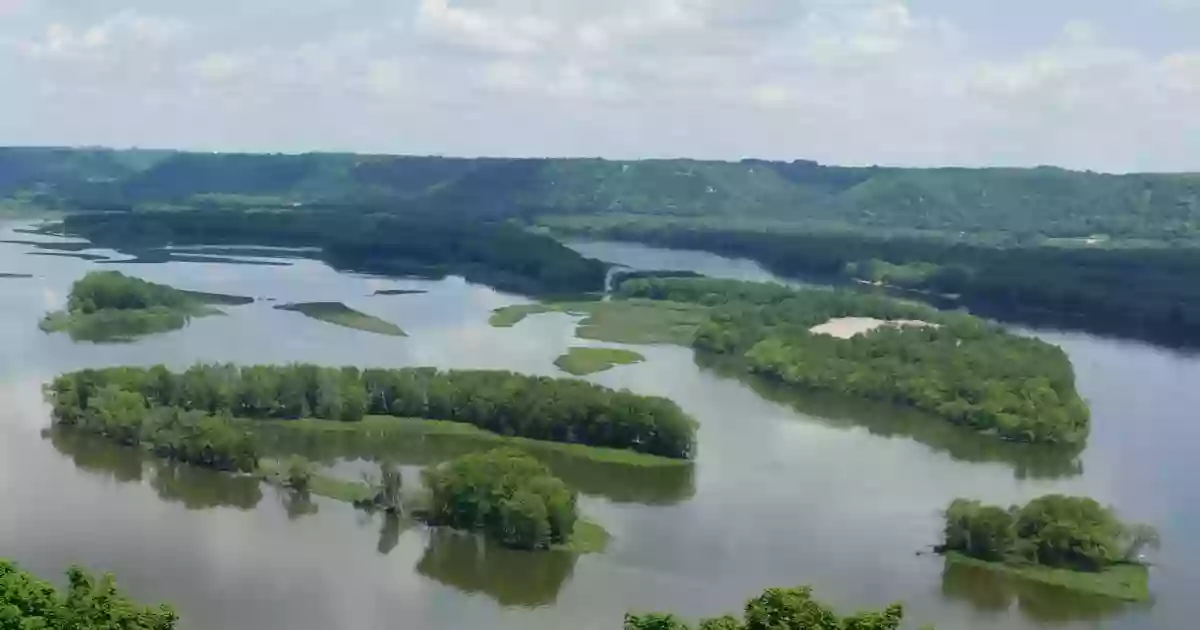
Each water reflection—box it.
[941,558,1139,624]
[252,424,696,506]
[694,353,1084,480]
[415,529,577,608]
[46,428,264,510]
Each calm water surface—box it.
[0,228,1196,630]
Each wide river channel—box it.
[1,225,1197,630]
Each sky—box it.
[1,0,1198,172]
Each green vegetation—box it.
[555,347,645,375]
[943,552,1149,603]
[39,271,250,342]
[625,584,920,630]
[621,278,1089,445]
[257,457,376,504]
[275,302,406,337]
[422,448,581,551]
[373,289,428,296]
[55,210,609,296]
[490,299,710,345]
[939,495,1158,600]
[47,364,696,459]
[569,224,1200,347]
[0,559,178,630]
[0,272,32,278]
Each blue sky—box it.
[1,0,1197,171]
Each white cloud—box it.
[2,0,1198,171]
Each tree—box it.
[285,456,314,494]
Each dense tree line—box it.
[620,278,1090,445]
[941,495,1159,572]
[47,364,696,459]
[422,448,578,551]
[584,225,1200,346]
[0,559,178,629]
[624,584,922,630]
[65,270,197,313]
[55,211,609,296]
[7,147,1200,240]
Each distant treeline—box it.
[5,147,1200,241]
[54,211,608,296]
[47,364,697,460]
[588,225,1200,346]
[619,278,1089,445]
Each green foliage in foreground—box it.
[941,494,1158,599]
[625,584,922,630]
[423,448,579,551]
[620,278,1090,445]
[47,363,696,459]
[490,299,710,346]
[274,302,406,337]
[0,559,178,630]
[943,552,1150,602]
[40,271,250,342]
[555,347,645,375]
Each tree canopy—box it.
[47,364,697,460]
[0,559,177,630]
[942,495,1159,572]
[422,448,579,551]
[618,278,1089,445]
[624,584,915,630]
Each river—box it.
[1,227,1196,629]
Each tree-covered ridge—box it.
[564,224,1200,346]
[624,584,919,630]
[618,278,1089,445]
[423,448,580,551]
[55,211,609,296]
[5,147,1200,241]
[40,271,247,342]
[47,364,697,460]
[0,559,178,630]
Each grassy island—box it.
[618,277,1090,446]
[40,271,252,342]
[555,347,645,375]
[274,302,406,337]
[939,495,1157,601]
[490,299,709,346]
[0,559,178,629]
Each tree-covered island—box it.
[40,270,253,342]
[615,277,1090,445]
[939,495,1157,601]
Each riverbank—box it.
[943,552,1150,602]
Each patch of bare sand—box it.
[809,317,937,339]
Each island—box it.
[616,277,1091,446]
[490,299,709,346]
[274,302,406,337]
[0,272,33,278]
[555,347,645,376]
[372,289,429,296]
[0,559,178,629]
[938,495,1157,601]
[39,270,253,342]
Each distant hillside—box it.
[3,147,1199,240]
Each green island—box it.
[555,347,646,375]
[0,272,32,278]
[274,302,407,337]
[939,495,1157,601]
[44,364,671,553]
[617,277,1090,445]
[0,559,178,630]
[373,288,428,296]
[490,299,710,346]
[39,270,253,342]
